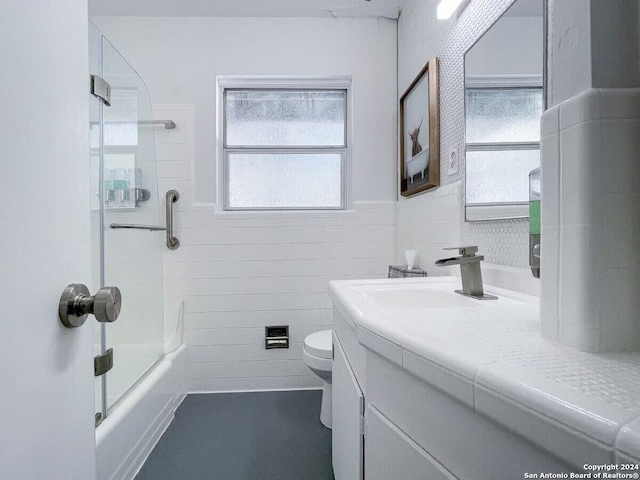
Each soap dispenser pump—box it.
[529,167,541,278]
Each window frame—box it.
[464,74,543,222]
[217,76,352,212]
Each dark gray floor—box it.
[135,390,334,480]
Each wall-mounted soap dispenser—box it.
[529,167,541,278]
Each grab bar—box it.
[166,190,180,250]
[109,189,180,250]
[110,223,166,231]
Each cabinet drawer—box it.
[365,405,456,480]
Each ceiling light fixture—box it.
[437,0,468,19]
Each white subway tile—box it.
[184,310,332,329]
[154,124,187,145]
[156,161,185,179]
[540,225,559,340]
[185,325,328,346]
[540,132,560,227]
[178,292,333,313]
[558,225,604,343]
[165,276,337,296]
[153,109,186,127]
[559,121,603,227]
[559,89,601,130]
[189,359,310,379]
[163,257,391,280]
[149,112,397,389]
[188,343,305,363]
[163,242,395,263]
[600,267,640,352]
[541,103,560,138]
[188,375,321,393]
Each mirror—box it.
[464,0,545,221]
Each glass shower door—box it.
[89,23,103,419]
[90,23,166,420]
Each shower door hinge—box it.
[91,75,111,106]
[94,348,114,377]
[95,412,103,428]
[359,415,367,438]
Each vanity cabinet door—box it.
[365,405,457,480]
[333,332,364,480]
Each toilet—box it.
[303,330,333,429]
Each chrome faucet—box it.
[435,246,497,300]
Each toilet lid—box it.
[304,330,332,359]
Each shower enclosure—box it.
[89,23,167,424]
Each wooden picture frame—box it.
[399,57,440,197]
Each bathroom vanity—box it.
[329,277,640,479]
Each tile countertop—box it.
[328,277,640,467]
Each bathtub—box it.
[405,148,429,182]
[95,344,187,480]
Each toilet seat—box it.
[304,330,332,359]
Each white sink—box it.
[354,279,525,311]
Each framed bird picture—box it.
[399,57,440,197]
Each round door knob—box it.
[59,284,122,328]
[93,287,122,323]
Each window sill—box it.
[191,202,358,217]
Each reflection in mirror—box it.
[464,0,544,221]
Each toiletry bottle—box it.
[529,167,540,278]
[104,168,115,208]
[113,168,128,208]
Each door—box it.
[332,332,364,480]
[0,1,97,479]
[90,25,166,418]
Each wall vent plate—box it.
[265,325,289,349]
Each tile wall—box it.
[154,104,396,391]
[540,88,640,352]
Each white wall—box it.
[397,0,533,273]
[92,16,397,205]
[547,0,591,106]
[92,17,398,391]
[465,16,543,77]
[547,0,640,106]
[0,0,96,478]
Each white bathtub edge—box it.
[96,344,187,480]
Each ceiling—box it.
[88,0,405,19]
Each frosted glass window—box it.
[466,149,540,204]
[227,153,342,209]
[466,88,542,144]
[222,85,347,210]
[225,90,346,147]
